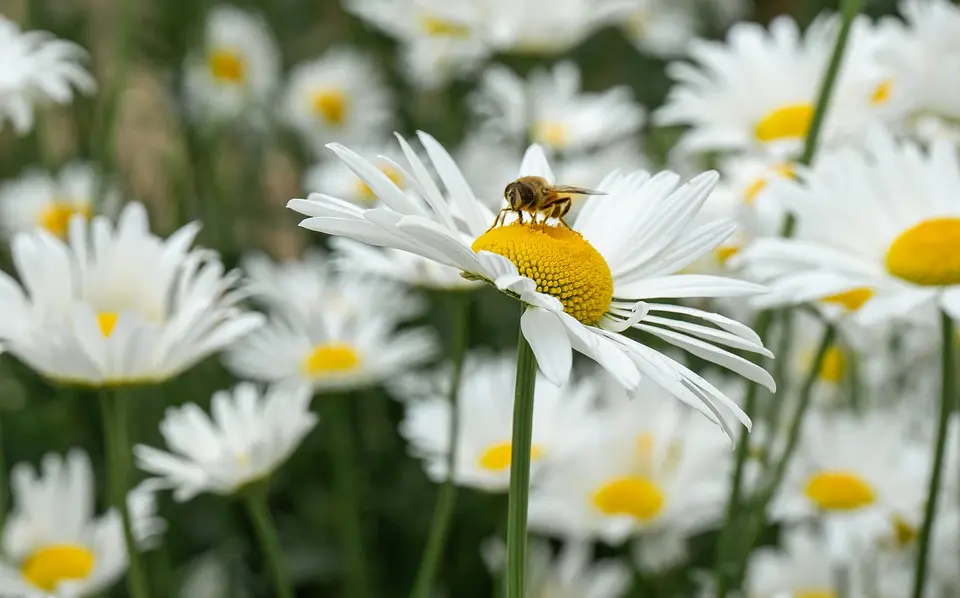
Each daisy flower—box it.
[0,202,263,387]
[745,527,841,598]
[654,14,892,158]
[734,127,960,325]
[288,131,774,438]
[0,162,119,239]
[527,378,733,544]
[135,382,317,501]
[618,0,699,57]
[183,5,281,124]
[486,0,631,55]
[281,49,393,153]
[0,17,95,134]
[0,450,163,597]
[397,353,600,492]
[470,62,645,155]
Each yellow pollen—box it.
[893,515,917,546]
[419,16,471,38]
[804,470,875,511]
[97,312,119,337]
[302,343,362,376]
[714,245,741,265]
[311,89,347,125]
[355,166,403,202]
[795,592,836,598]
[742,163,796,205]
[592,476,664,522]
[21,544,96,591]
[885,218,960,286]
[208,49,246,83]
[38,202,90,238]
[818,345,847,384]
[471,223,613,325]
[821,287,874,311]
[754,103,814,142]
[870,79,892,105]
[532,121,568,149]
[477,442,545,471]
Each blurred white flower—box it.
[183,5,281,124]
[486,0,631,55]
[527,378,733,544]
[735,127,960,325]
[288,133,775,440]
[303,143,408,206]
[470,62,645,155]
[398,353,599,492]
[135,382,317,501]
[0,163,119,239]
[618,0,698,57]
[745,527,839,598]
[177,554,239,598]
[931,506,960,592]
[0,202,264,387]
[281,49,393,153]
[0,450,163,597]
[0,17,95,134]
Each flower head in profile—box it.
[288,131,774,439]
[485,0,630,55]
[0,202,264,387]
[135,382,317,501]
[617,0,698,57]
[0,450,164,597]
[0,17,95,134]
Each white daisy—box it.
[486,0,631,55]
[0,202,264,387]
[745,527,841,598]
[527,377,733,544]
[183,5,281,124]
[281,48,393,153]
[470,62,646,155]
[734,127,960,325]
[134,382,317,501]
[654,14,893,158]
[287,131,775,439]
[618,0,699,57]
[0,162,119,239]
[397,353,600,492]
[0,17,95,134]
[0,450,163,597]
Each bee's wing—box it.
[552,185,607,196]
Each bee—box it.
[489,176,606,230]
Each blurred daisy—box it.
[470,62,645,155]
[135,382,317,501]
[487,0,631,54]
[655,14,891,157]
[0,202,264,387]
[0,17,95,134]
[931,507,960,592]
[0,450,163,597]
[735,128,960,325]
[527,379,733,544]
[398,353,599,492]
[282,49,392,153]
[288,132,774,439]
[303,144,408,207]
[618,0,698,57]
[0,163,119,239]
[745,527,840,598]
[183,5,281,124]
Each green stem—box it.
[410,297,471,598]
[0,416,6,533]
[911,311,956,598]
[243,486,294,598]
[99,390,152,598]
[506,329,538,598]
[325,395,370,598]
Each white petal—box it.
[521,307,572,386]
[518,144,555,182]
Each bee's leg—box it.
[517,210,525,225]
[555,198,573,229]
[487,208,509,231]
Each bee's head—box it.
[504,179,536,209]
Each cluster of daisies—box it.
[1,0,960,597]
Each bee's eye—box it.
[518,184,536,205]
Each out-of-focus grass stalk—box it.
[910,311,956,598]
[505,327,538,598]
[242,483,294,598]
[99,390,152,598]
[410,296,470,598]
[0,416,6,533]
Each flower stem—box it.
[99,390,151,598]
[911,311,956,598]
[0,416,6,533]
[324,395,370,598]
[243,485,294,598]
[410,296,471,598]
[506,327,539,598]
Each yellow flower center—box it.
[38,202,90,238]
[754,103,814,142]
[302,343,362,376]
[592,476,664,522]
[885,218,960,286]
[311,89,347,125]
[98,312,119,337]
[532,121,568,149]
[795,592,836,598]
[804,470,875,511]
[870,79,892,105]
[356,166,403,202]
[742,163,796,205]
[208,49,246,83]
[471,223,614,325]
[477,441,545,471]
[818,345,847,384]
[821,287,874,311]
[714,245,741,265]
[419,15,471,38]
[893,515,917,546]
[21,545,96,591]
